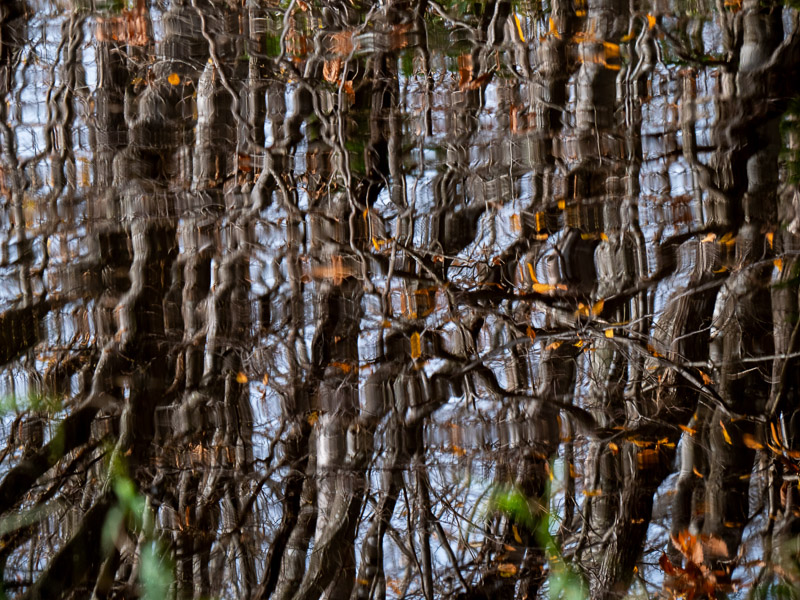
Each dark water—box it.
[1,0,800,598]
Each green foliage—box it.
[0,391,63,417]
[104,454,174,599]
[486,469,589,600]
[781,96,800,184]
[489,483,538,530]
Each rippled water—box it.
[1,0,800,597]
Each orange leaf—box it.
[236,372,248,384]
[771,421,783,448]
[741,433,763,450]
[659,553,679,576]
[168,73,181,86]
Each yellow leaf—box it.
[410,332,421,359]
[679,424,696,436]
[583,489,602,497]
[236,372,248,384]
[512,525,523,544]
[603,42,620,58]
[513,13,526,42]
[608,442,619,454]
[358,578,370,586]
[168,73,181,85]
[720,420,732,445]
[646,13,656,29]
[557,199,566,210]
[693,467,704,478]
[719,232,736,245]
[591,299,605,316]
[532,283,556,294]
[767,232,774,249]
[774,258,783,272]
[600,233,609,241]
[604,328,614,338]
[548,17,561,38]
[510,213,522,232]
[307,411,319,426]
[262,373,269,385]
[574,340,584,348]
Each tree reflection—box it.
[1,0,800,598]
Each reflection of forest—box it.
[1,0,800,597]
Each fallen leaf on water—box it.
[497,563,518,577]
[410,332,421,359]
[512,525,523,544]
[741,433,763,450]
[720,421,732,445]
